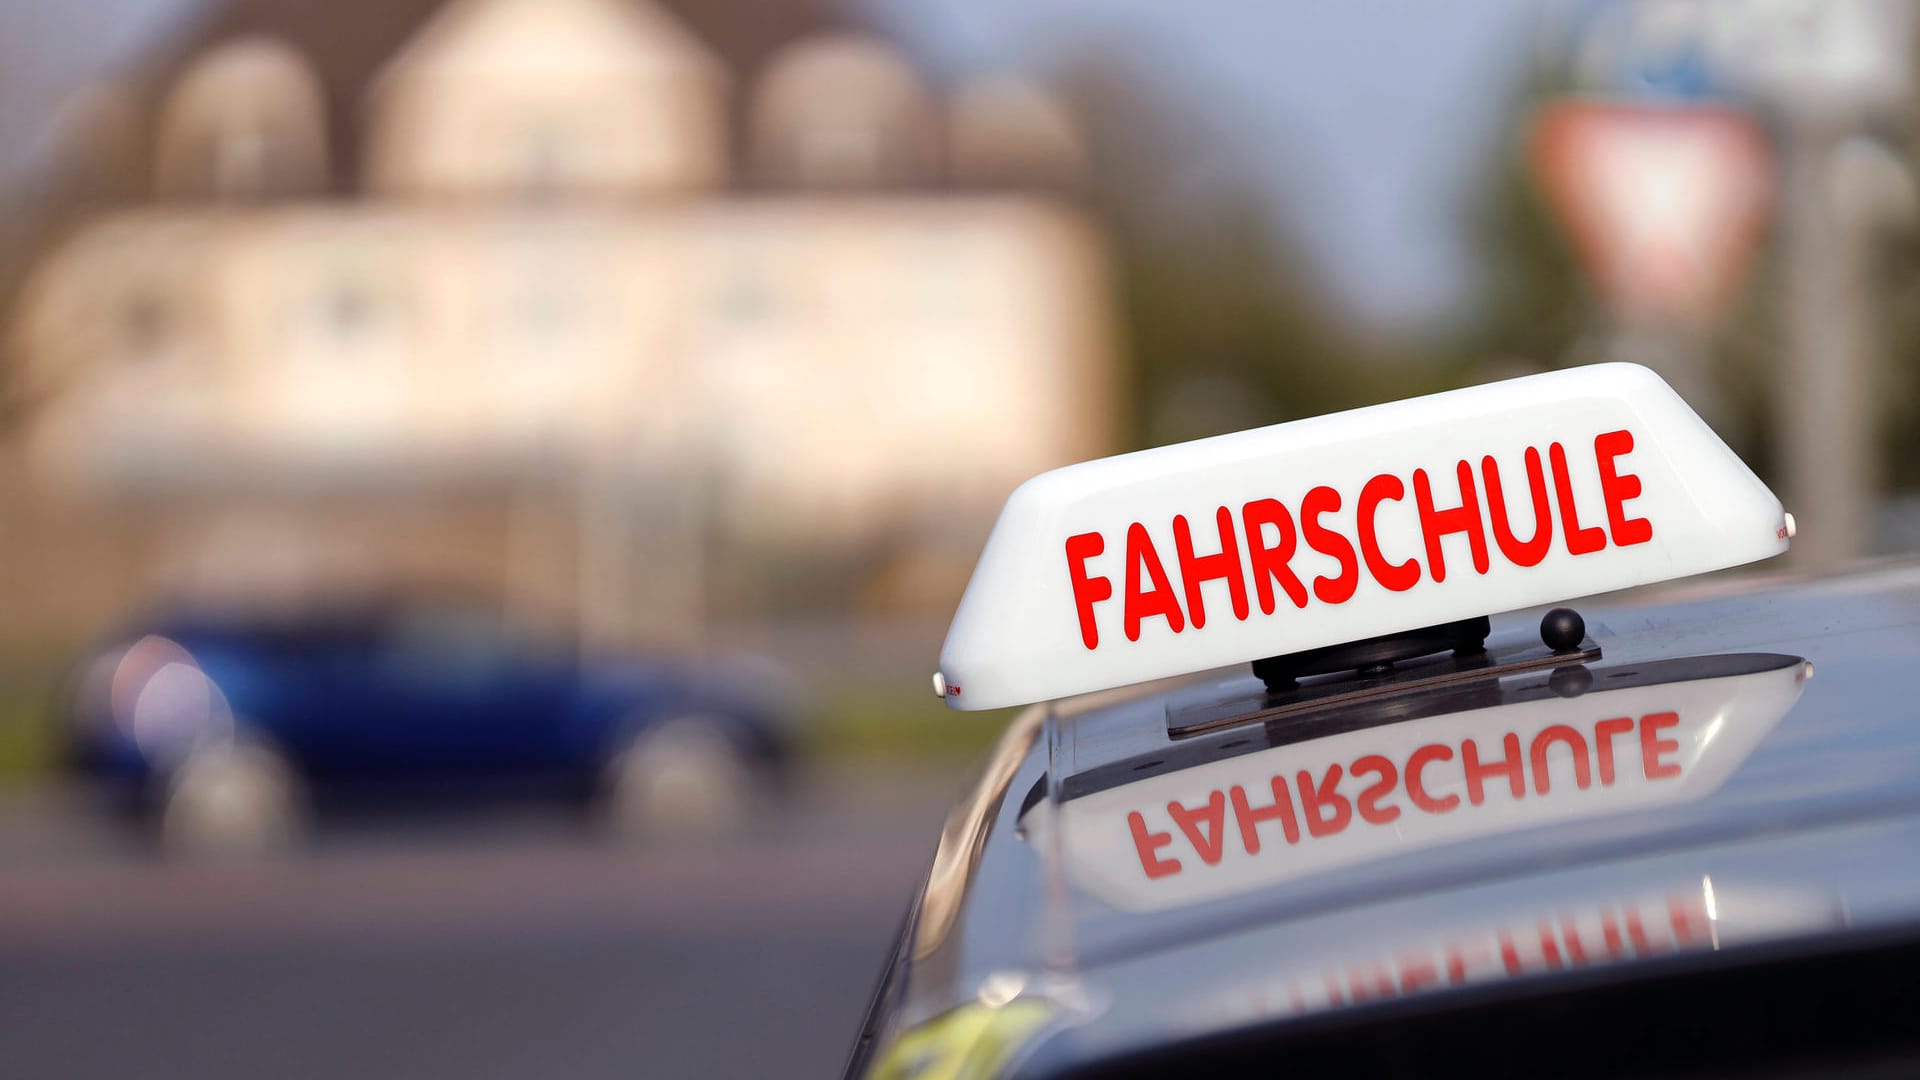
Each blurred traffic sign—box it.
[1530,100,1772,326]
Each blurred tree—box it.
[1445,62,1791,477]
[1052,54,1416,449]
[1447,67,1591,378]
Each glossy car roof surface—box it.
[885,559,1920,1073]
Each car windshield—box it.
[380,602,585,671]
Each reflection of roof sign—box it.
[1034,652,1810,911]
[1208,876,1840,1023]
[935,364,1792,711]
[155,36,329,200]
[750,32,937,188]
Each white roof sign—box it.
[934,364,1791,711]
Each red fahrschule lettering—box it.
[1127,710,1686,881]
[1064,431,1653,649]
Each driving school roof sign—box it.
[934,364,1790,711]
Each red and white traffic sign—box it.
[1530,100,1773,326]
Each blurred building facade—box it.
[3,0,1117,646]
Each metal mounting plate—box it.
[1166,635,1602,738]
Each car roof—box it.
[890,558,1920,1070]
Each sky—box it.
[859,0,1542,334]
[0,0,1541,335]
[0,0,198,185]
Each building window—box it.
[514,285,574,341]
[751,33,937,188]
[155,37,329,200]
[323,283,377,343]
[290,268,406,357]
[120,292,172,358]
[516,126,572,199]
[717,271,777,328]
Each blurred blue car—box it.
[62,596,795,851]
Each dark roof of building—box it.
[132,0,858,192]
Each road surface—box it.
[0,766,962,1080]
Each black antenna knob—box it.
[1541,607,1586,653]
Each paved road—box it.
[0,767,962,1080]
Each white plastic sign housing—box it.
[935,363,1790,710]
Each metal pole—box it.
[1608,321,1721,435]
[1778,112,1878,568]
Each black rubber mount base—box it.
[1253,615,1492,692]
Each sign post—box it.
[1528,99,1773,429]
[1702,0,1916,568]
